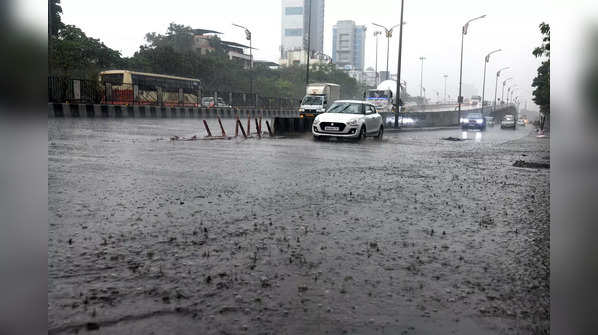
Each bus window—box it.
[101,74,124,86]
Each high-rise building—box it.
[332,20,366,71]
[280,0,325,59]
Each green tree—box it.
[50,25,123,78]
[531,22,550,130]
[48,0,63,37]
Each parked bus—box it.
[99,70,202,106]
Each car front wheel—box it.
[357,126,366,141]
[375,126,384,140]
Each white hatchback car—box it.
[312,100,384,140]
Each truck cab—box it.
[299,83,340,118]
[366,89,393,113]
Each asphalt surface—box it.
[48,119,550,334]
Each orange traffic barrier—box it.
[255,118,261,138]
[237,119,247,138]
[265,120,273,137]
[217,116,226,137]
[203,120,212,137]
[247,115,251,136]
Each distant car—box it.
[461,112,486,130]
[517,119,526,126]
[384,115,416,128]
[501,115,516,129]
[312,100,383,141]
[201,97,231,108]
[484,116,496,127]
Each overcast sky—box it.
[24,0,564,110]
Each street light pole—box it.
[501,77,512,104]
[386,30,392,76]
[493,67,509,112]
[458,14,486,123]
[374,31,382,86]
[372,21,405,82]
[481,49,501,114]
[233,24,253,98]
[443,74,448,103]
[508,86,518,104]
[305,0,312,85]
[394,0,405,129]
[419,56,426,99]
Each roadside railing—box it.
[48,77,300,109]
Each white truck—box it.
[299,83,341,118]
[366,80,397,114]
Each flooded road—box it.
[48,119,549,334]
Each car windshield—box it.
[467,113,482,119]
[326,102,362,114]
[302,96,323,105]
[504,115,514,120]
[202,97,213,103]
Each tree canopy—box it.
[531,23,550,118]
[49,25,123,79]
[48,4,364,99]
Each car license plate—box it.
[325,126,339,131]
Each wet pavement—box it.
[48,119,549,334]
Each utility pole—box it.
[305,0,312,85]
[394,0,405,129]
[458,15,486,123]
[481,49,501,114]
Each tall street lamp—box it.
[372,21,405,80]
[233,23,253,97]
[393,0,405,129]
[443,74,448,103]
[493,67,509,112]
[481,49,501,114]
[502,77,513,104]
[374,31,382,86]
[419,56,426,99]
[508,86,518,104]
[458,14,486,122]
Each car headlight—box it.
[347,119,359,126]
[298,108,304,112]
[476,119,483,124]
[313,118,320,125]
